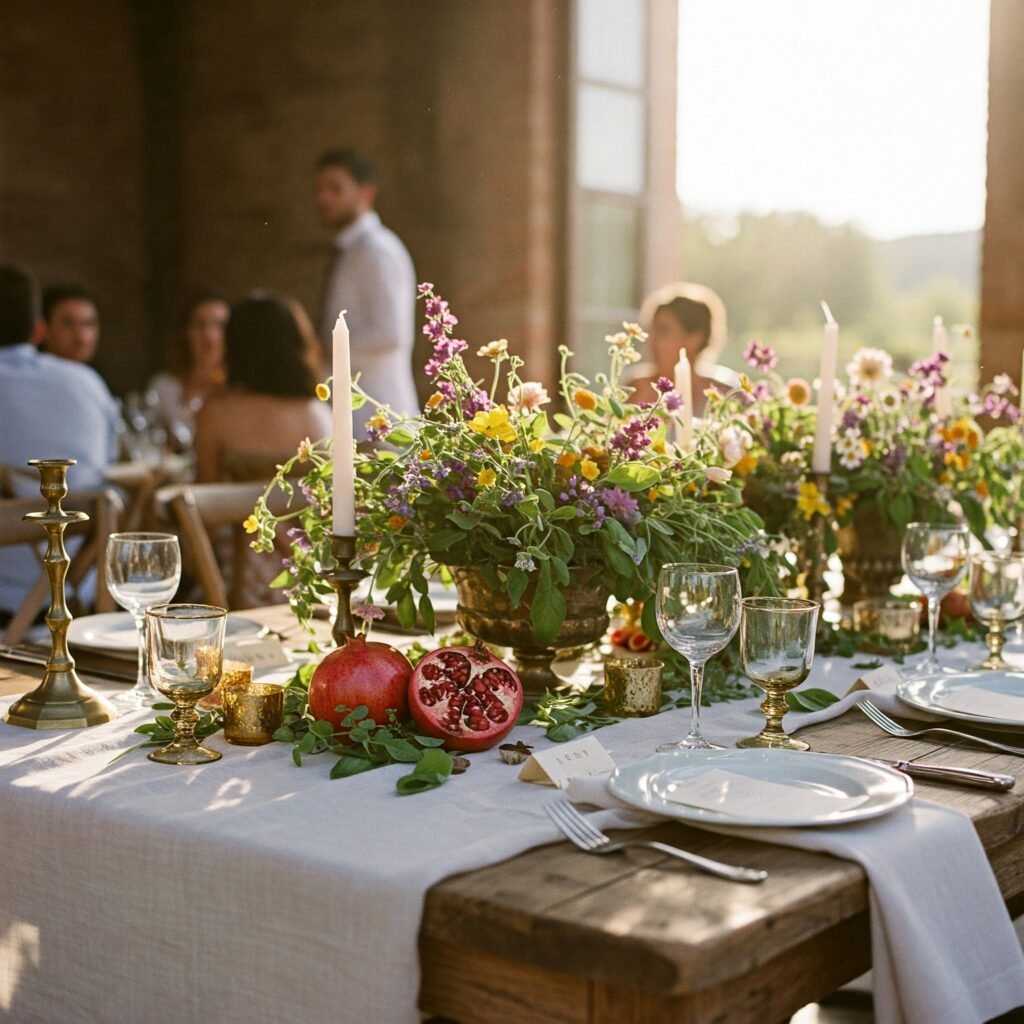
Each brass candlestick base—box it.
[5,460,117,730]
[323,534,368,646]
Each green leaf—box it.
[385,428,415,447]
[412,735,446,747]
[418,594,436,634]
[852,659,883,671]
[530,561,567,646]
[447,510,480,530]
[506,566,530,608]
[550,556,570,586]
[549,506,578,521]
[297,731,318,755]
[959,492,988,541]
[609,397,624,419]
[330,754,377,779]
[397,589,417,629]
[530,412,550,439]
[309,720,334,739]
[375,737,422,762]
[785,688,840,713]
[427,528,466,552]
[547,721,581,742]
[341,705,369,726]
[269,569,295,589]
[888,492,914,531]
[553,413,575,431]
[603,463,660,492]
[395,748,454,795]
[534,489,555,512]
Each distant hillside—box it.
[874,229,981,294]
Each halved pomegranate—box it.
[408,642,523,752]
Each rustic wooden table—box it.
[4,606,1022,1024]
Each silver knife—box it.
[871,758,1015,791]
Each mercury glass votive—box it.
[222,683,284,746]
[853,598,921,655]
[197,660,253,711]
[604,658,663,717]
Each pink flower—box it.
[507,381,550,413]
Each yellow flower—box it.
[739,373,753,394]
[296,437,313,462]
[426,392,444,410]
[796,481,831,521]
[944,451,969,472]
[557,451,578,467]
[477,468,497,488]
[367,413,390,435]
[652,439,666,455]
[386,514,409,530]
[965,427,980,450]
[977,479,989,498]
[573,387,598,411]
[529,438,546,453]
[468,406,516,443]
[647,488,659,502]
[835,495,856,518]
[734,453,758,477]
[242,515,259,534]
[580,458,600,481]
[315,382,331,401]
[704,386,723,405]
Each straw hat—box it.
[639,282,728,362]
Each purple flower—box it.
[909,352,949,389]
[600,486,640,525]
[462,388,493,417]
[417,282,434,297]
[664,392,683,412]
[654,377,674,395]
[841,408,862,431]
[743,339,778,372]
[610,416,655,459]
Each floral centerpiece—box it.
[247,286,781,666]
[699,339,1024,594]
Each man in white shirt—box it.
[0,264,119,616]
[315,148,418,436]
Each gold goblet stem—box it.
[981,618,1007,670]
[737,681,809,751]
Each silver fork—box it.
[858,699,1024,758]
[544,799,767,884]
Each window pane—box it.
[577,84,646,195]
[578,197,643,309]
[577,0,645,88]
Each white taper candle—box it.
[812,304,839,475]
[674,349,693,451]
[331,310,356,535]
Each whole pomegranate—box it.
[409,643,523,752]
[308,634,412,732]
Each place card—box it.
[934,686,1024,722]
[222,635,291,671]
[855,664,904,693]
[663,768,868,819]
[519,735,617,788]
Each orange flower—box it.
[734,453,758,477]
[419,449,432,461]
[573,388,598,410]
[425,392,444,410]
[557,451,578,467]
[977,479,989,498]
[386,515,408,530]
[647,488,659,502]
[786,377,811,407]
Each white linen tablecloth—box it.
[0,639,1020,1024]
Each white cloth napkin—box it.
[567,770,1024,1024]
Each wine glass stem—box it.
[686,659,707,743]
[926,596,940,665]
[133,612,149,692]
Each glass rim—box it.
[108,532,179,543]
[741,596,819,612]
[604,657,664,669]
[905,521,969,533]
[146,603,227,620]
[971,550,1024,564]
[658,563,739,576]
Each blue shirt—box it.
[0,344,119,613]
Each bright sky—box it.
[677,0,990,239]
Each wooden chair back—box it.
[0,488,123,644]
[155,482,288,609]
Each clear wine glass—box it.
[737,597,820,751]
[655,563,742,751]
[968,553,1024,671]
[901,521,970,675]
[104,532,182,708]
[146,604,225,764]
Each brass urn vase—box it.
[837,504,904,605]
[452,567,609,697]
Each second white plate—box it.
[608,747,912,828]
[68,612,265,658]
[897,670,1024,730]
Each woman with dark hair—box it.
[147,293,230,446]
[194,292,330,482]
[629,282,738,414]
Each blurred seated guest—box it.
[629,282,737,414]
[0,265,118,617]
[41,283,101,364]
[147,293,229,450]
[195,292,330,483]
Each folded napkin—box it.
[567,772,1024,1024]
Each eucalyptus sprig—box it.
[110,702,224,764]
[273,662,456,795]
[518,683,621,742]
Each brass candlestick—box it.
[5,460,117,729]
[323,534,368,646]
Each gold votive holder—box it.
[222,683,284,746]
[197,659,253,710]
[853,598,921,655]
[604,658,663,717]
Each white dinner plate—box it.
[67,612,265,659]
[607,748,913,828]
[897,670,1024,731]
